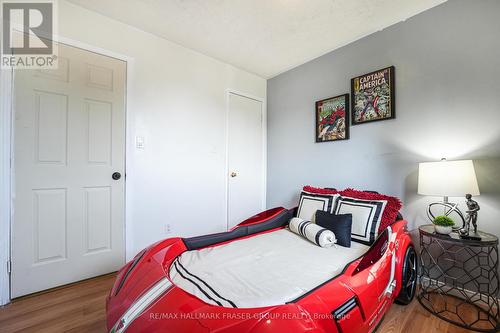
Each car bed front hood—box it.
[113,279,284,333]
[123,287,323,333]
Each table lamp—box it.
[418,158,480,231]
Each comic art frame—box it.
[315,93,350,143]
[351,66,395,125]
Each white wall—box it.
[57,1,266,258]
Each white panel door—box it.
[227,93,264,229]
[12,42,126,297]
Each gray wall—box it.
[267,0,500,241]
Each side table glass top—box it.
[419,224,498,246]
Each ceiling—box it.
[68,0,447,78]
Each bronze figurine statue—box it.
[465,193,480,234]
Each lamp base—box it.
[427,201,466,230]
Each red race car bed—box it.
[106,205,416,333]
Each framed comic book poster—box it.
[315,93,349,142]
[351,66,395,125]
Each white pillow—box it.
[334,196,387,245]
[297,191,339,222]
[289,217,336,248]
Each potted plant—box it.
[433,215,455,235]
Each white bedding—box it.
[169,229,368,308]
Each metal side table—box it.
[418,225,499,332]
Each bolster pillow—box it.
[289,217,336,248]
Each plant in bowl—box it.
[433,215,454,235]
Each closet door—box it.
[227,92,264,229]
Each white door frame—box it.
[224,89,267,231]
[0,67,13,306]
[0,36,134,306]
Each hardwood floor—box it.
[378,299,476,333]
[0,274,115,333]
[0,274,476,333]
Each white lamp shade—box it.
[418,160,480,197]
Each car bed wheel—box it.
[395,246,417,305]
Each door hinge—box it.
[7,260,11,273]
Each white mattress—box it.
[169,229,368,308]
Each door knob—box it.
[112,172,121,180]
[230,172,237,178]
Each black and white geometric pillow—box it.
[333,196,387,245]
[297,191,339,222]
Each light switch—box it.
[135,136,145,149]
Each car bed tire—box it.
[395,245,417,305]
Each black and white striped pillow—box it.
[289,217,336,248]
[297,191,339,222]
[333,196,387,245]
